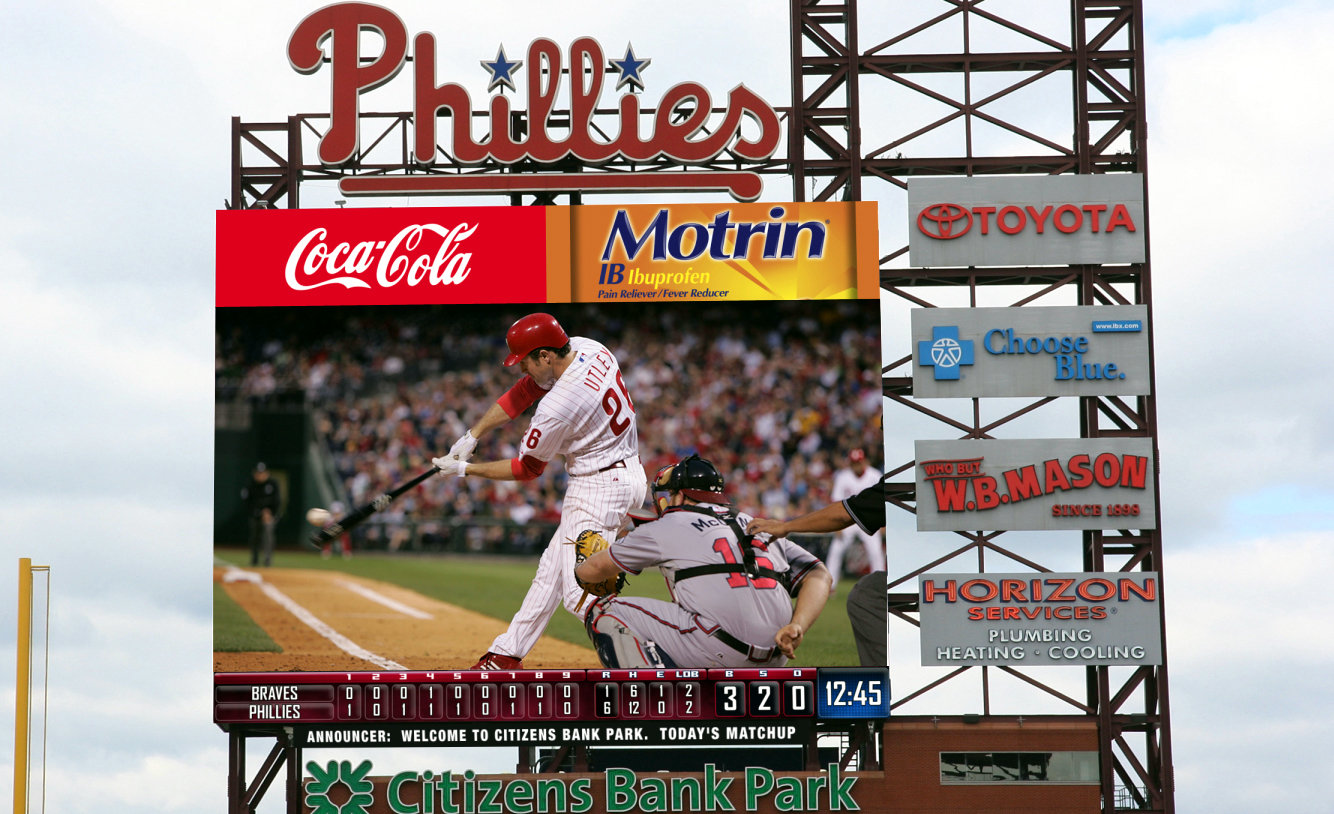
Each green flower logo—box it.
[305,759,374,814]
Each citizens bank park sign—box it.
[918,572,1163,667]
[913,305,1151,398]
[287,3,782,201]
[915,438,1157,532]
[908,174,1146,267]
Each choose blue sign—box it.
[912,305,1150,398]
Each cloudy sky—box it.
[1,1,1331,811]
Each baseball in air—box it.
[306,507,333,526]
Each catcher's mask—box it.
[652,454,726,515]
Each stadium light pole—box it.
[13,558,48,814]
[13,557,32,814]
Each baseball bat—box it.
[308,465,439,546]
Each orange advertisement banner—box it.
[553,201,877,303]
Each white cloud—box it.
[1166,533,1334,812]
[1146,2,1334,545]
[44,749,229,812]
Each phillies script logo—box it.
[917,201,1137,240]
[288,3,782,201]
[285,222,477,291]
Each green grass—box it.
[214,548,861,665]
[214,582,282,652]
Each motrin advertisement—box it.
[919,572,1163,666]
[908,174,1146,267]
[912,305,1150,398]
[914,438,1156,532]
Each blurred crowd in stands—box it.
[216,302,882,554]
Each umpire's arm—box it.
[775,563,833,658]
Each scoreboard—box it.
[215,667,888,748]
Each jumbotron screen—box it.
[213,201,888,792]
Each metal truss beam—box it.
[811,1,1172,811]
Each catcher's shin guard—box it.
[583,597,677,669]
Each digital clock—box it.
[816,668,891,719]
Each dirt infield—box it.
[214,565,599,673]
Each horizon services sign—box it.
[215,201,880,307]
[908,174,1146,267]
[913,305,1150,398]
[919,572,1163,666]
[915,438,1156,532]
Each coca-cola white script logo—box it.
[285,223,477,291]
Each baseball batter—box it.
[574,456,833,669]
[826,449,886,587]
[433,313,646,670]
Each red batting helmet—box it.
[503,313,569,367]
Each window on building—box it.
[940,751,1099,784]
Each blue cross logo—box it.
[918,326,974,381]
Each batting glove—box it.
[448,430,478,461]
[431,456,469,478]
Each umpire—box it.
[747,482,886,666]
[242,462,281,567]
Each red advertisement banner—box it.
[216,206,550,306]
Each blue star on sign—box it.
[918,326,975,381]
[609,44,651,92]
[481,46,523,93]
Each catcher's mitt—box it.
[572,529,626,600]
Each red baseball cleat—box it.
[471,652,524,670]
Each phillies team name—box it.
[287,5,781,172]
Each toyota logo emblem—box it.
[918,203,972,240]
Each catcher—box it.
[572,455,833,669]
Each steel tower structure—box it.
[788,1,1171,811]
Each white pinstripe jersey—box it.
[832,465,881,502]
[522,337,639,475]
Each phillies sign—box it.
[288,3,782,201]
[907,174,1146,266]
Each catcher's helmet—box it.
[504,313,569,367]
[654,454,726,510]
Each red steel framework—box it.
[226,2,1171,811]
[785,1,1172,812]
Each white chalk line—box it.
[223,566,406,671]
[337,580,434,620]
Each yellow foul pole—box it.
[13,557,32,814]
